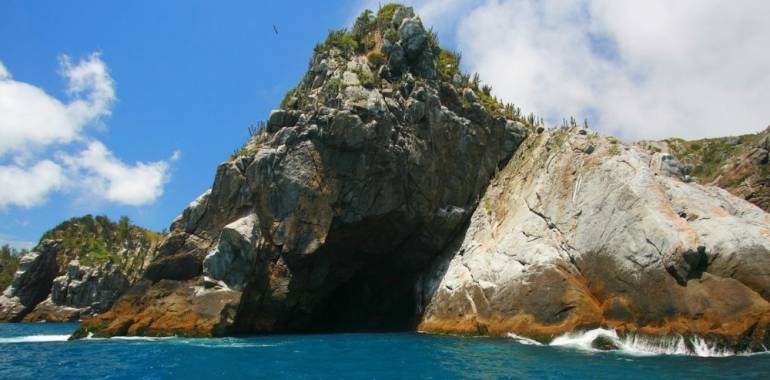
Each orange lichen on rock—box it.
[72,279,241,339]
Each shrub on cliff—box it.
[41,215,162,269]
[0,245,22,290]
[367,51,386,68]
[352,9,376,41]
[377,3,402,27]
[315,29,358,55]
[438,49,461,82]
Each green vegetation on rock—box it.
[279,3,545,134]
[653,127,769,212]
[664,135,758,182]
[315,29,359,55]
[0,245,24,290]
[41,215,162,271]
[377,3,401,26]
[437,49,461,82]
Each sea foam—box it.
[0,335,70,344]
[544,328,767,357]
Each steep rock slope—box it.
[0,216,161,322]
[419,128,770,350]
[642,126,770,212]
[75,5,529,338]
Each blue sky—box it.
[0,0,366,247]
[2,1,769,248]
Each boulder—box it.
[399,18,428,60]
[391,6,415,27]
[462,88,478,103]
[267,109,299,133]
[203,214,259,290]
[387,44,406,73]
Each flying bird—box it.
[273,24,279,35]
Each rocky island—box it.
[2,4,766,353]
[0,215,161,322]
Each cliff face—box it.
[418,128,770,350]
[73,5,770,350]
[0,216,161,322]
[75,5,527,338]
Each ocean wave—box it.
[169,339,285,349]
[505,333,544,346]
[0,335,70,344]
[547,328,768,357]
[83,334,283,348]
[83,333,179,342]
[110,336,177,341]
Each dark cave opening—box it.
[231,210,467,335]
[285,206,472,334]
[303,258,425,333]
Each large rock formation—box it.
[23,260,132,322]
[73,5,770,351]
[74,5,527,338]
[418,128,770,350]
[0,215,161,322]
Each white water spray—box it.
[509,328,768,357]
[0,335,70,344]
[505,333,544,346]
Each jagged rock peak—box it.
[74,4,529,339]
[264,4,533,142]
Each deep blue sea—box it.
[1,323,769,379]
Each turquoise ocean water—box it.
[0,323,768,379]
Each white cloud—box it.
[58,141,173,206]
[0,62,9,80]
[0,55,177,208]
[60,53,116,128]
[0,54,114,157]
[356,0,770,140]
[0,160,64,208]
[0,233,36,250]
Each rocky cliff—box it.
[0,215,161,322]
[74,4,529,338]
[73,4,770,351]
[418,128,770,351]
